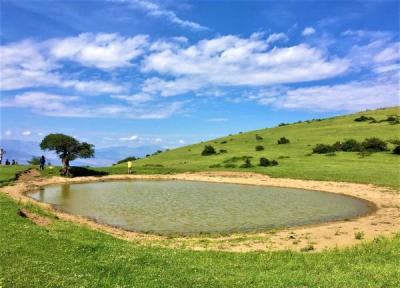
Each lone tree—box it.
[40,134,95,176]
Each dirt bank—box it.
[1,171,399,252]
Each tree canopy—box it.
[40,134,95,174]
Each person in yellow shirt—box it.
[127,160,133,174]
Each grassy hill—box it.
[107,107,400,189]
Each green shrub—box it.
[201,145,216,156]
[255,145,264,151]
[361,137,388,152]
[240,157,253,168]
[255,134,263,141]
[224,163,237,168]
[277,137,290,144]
[220,140,227,144]
[259,158,278,167]
[331,141,342,151]
[341,139,362,152]
[354,115,375,122]
[116,156,138,164]
[312,144,335,154]
[388,139,400,145]
[259,157,270,167]
[393,145,400,155]
[219,149,228,154]
[27,156,41,165]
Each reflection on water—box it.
[30,180,371,235]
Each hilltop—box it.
[107,107,400,188]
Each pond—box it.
[28,180,371,235]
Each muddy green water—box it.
[28,180,371,235]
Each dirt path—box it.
[1,171,399,252]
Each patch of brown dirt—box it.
[16,169,41,182]
[18,208,52,227]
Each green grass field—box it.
[1,107,400,287]
[103,107,400,189]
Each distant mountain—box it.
[0,139,162,167]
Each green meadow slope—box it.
[109,107,400,189]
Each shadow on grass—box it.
[69,166,109,177]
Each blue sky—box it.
[1,0,399,150]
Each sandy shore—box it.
[1,171,399,252]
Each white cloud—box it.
[140,35,349,95]
[4,130,12,136]
[22,130,32,136]
[0,38,127,93]
[302,27,316,36]
[112,93,153,103]
[178,139,185,144]
[266,33,288,44]
[114,0,208,31]
[252,74,399,112]
[49,33,149,69]
[1,92,185,119]
[119,135,139,141]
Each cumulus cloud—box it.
[49,33,149,69]
[140,35,349,96]
[302,27,316,36]
[112,0,208,31]
[0,38,127,93]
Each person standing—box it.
[39,155,46,170]
[0,148,5,165]
[127,160,133,174]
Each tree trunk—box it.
[61,158,70,176]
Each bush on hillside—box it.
[354,115,375,122]
[201,145,216,156]
[255,134,263,141]
[219,149,228,154]
[255,145,264,151]
[387,139,400,145]
[341,139,362,152]
[27,156,41,165]
[239,157,253,168]
[116,156,138,164]
[312,144,336,154]
[220,140,227,144]
[224,163,237,168]
[259,157,279,167]
[393,145,400,155]
[277,137,290,144]
[361,137,388,152]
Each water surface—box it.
[29,180,371,234]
